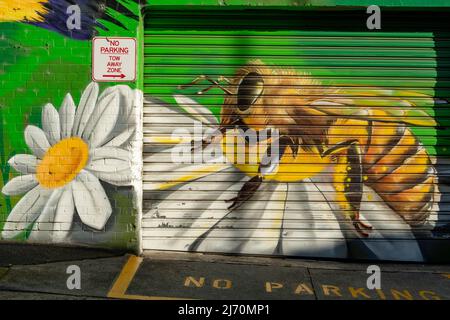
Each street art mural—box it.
[144,55,448,261]
[1,1,449,261]
[1,82,138,241]
[140,8,448,262]
[0,0,140,39]
[178,60,439,237]
[0,0,141,249]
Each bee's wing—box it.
[309,88,440,127]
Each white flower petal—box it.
[28,186,75,242]
[87,147,130,171]
[143,97,217,154]
[87,170,132,186]
[73,82,99,137]
[190,182,288,254]
[83,88,120,148]
[173,94,218,125]
[103,127,135,148]
[281,181,348,258]
[142,168,245,251]
[116,86,136,120]
[41,103,61,145]
[28,188,63,241]
[72,170,112,230]
[112,87,139,138]
[144,96,185,117]
[59,93,76,139]
[102,85,135,120]
[144,162,230,191]
[144,96,217,132]
[53,185,75,224]
[1,186,52,239]
[143,142,229,191]
[85,147,132,186]
[8,154,39,174]
[358,186,424,261]
[24,125,51,158]
[2,174,38,196]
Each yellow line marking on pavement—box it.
[108,255,193,300]
[108,255,142,298]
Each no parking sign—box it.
[92,37,136,82]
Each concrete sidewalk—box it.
[0,244,449,300]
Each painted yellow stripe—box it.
[116,294,193,300]
[147,137,187,144]
[108,255,194,300]
[108,255,143,298]
[157,163,229,190]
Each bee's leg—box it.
[226,135,295,211]
[322,140,372,237]
[226,175,263,211]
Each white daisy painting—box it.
[1,82,139,242]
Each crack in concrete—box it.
[305,267,318,300]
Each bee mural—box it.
[179,60,446,237]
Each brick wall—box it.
[0,0,142,251]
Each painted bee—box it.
[179,60,444,237]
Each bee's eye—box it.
[237,72,264,112]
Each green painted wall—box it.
[0,0,449,261]
[147,0,450,8]
[0,0,142,250]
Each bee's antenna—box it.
[178,75,233,95]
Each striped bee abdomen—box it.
[363,121,435,226]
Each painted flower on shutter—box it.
[143,95,436,261]
[1,82,138,241]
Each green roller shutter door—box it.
[142,9,450,262]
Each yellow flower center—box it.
[36,137,89,189]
